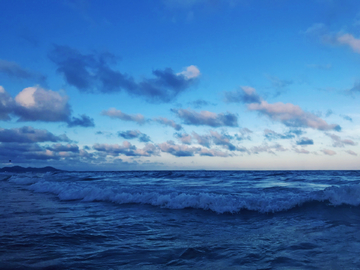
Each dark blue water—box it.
[1,171,360,269]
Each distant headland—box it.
[0,166,63,173]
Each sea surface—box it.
[1,170,360,269]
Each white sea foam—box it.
[23,178,360,214]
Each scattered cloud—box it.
[67,114,95,127]
[325,133,356,147]
[266,75,293,96]
[0,126,70,143]
[345,150,357,156]
[154,117,182,130]
[93,142,158,157]
[264,129,295,141]
[341,114,352,122]
[325,109,333,117]
[0,86,93,127]
[321,149,336,156]
[251,143,287,155]
[209,130,236,151]
[172,108,238,127]
[158,140,199,157]
[101,108,146,125]
[14,86,71,122]
[0,86,15,121]
[192,131,211,147]
[188,99,215,109]
[305,23,360,53]
[248,100,341,131]
[174,133,192,144]
[296,137,314,145]
[49,45,199,103]
[198,148,229,157]
[117,130,151,142]
[224,86,262,104]
[235,127,253,141]
[294,148,310,154]
[0,59,46,83]
[47,144,79,153]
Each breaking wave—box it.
[6,173,360,214]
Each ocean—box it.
[1,170,360,269]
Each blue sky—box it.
[0,0,359,170]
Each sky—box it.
[0,0,359,170]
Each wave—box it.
[8,177,356,214]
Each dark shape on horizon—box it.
[0,166,63,173]
[9,160,11,163]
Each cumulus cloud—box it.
[321,149,336,156]
[101,108,146,125]
[296,137,314,146]
[0,126,70,143]
[325,133,356,147]
[49,45,199,103]
[176,65,200,79]
[0,86,93,127]
[14,86,70,122]
[0,59,46,83]
[158,140,199,157]
[224,86,262,104]
[172,108,238,127]
[154,117,182,130]
[117,130,151,142]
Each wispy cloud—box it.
[117,130,151,142]
[101,108,146,125]
[325,133,356,147]
[321,149,336,156]
[345,150,357,156]
[224,86,262,104]
[154,117,182,130]
[172,108,238,127]
[305,23,360,54]
[264,129,295,141]
[0,59,46,83]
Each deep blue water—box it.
[1,170,360,269]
